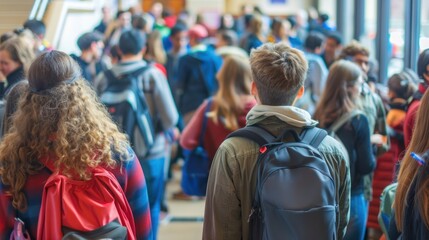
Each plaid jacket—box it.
[0,146,152,240]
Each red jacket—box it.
[368,102,406,230]
[404,83,427,148]
[180,97,256,161]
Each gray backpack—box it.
[228,126,337,240]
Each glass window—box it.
[388,0,405,76]
[421,0,429,52]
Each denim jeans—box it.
[141,157,165,240]
[344,193,368,240]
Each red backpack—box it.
[37,156,136,239]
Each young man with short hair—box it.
[203,42,351,240]
[70,32,105,83]
[94,29,178,239]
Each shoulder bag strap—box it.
[329,110,363,134]
[227,125,276,146]
[197,98,213,147]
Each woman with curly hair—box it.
[0,51,152,239]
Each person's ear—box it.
[296,85,305,99]
[251,81,261,104]
[140,47,146,56]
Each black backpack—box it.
[228,126,338,240]
[101,66,155,157]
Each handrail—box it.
[29,0,42,19]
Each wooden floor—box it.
[158,166,205,240]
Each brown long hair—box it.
[394,90,429,230]
[0,51,128,211]
[313,60,362,127]
[211,56,252,130]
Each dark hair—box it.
[28,51,81,93]
[326,31,342,45]
[388,71,418,100]
[417,48,429,80]
[304,32,325,52]
[270,18,282,31]
[23,19,46,36]
[170,24,187,37]
[253,6,264,15]
[0,32,16,44]
[77,32,103,50]
[161,9,173,18]
[319,13,329,22]
[287,16,297,29]
[109,45,121,61]
[132,14,147,30]
[116,10,128,19]
[119,30,146,55]
[217,30,238,46]
[244,14,253,28]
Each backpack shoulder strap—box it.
[227,125,276,146]
[300,127,328,148]
[329,110,363,133]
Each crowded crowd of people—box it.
[0,2,428,240]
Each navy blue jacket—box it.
[176,49,222,115]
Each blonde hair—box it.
[394,90,429,230]
[212,56,252,130]
[0,37,35,73]
[314,60,362,127]
[250,42,307,105]
[0,51,128,211]
[146,30,166,64]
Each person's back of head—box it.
[0,50,129,211]
[77,32,103,51]
[146,30,166,64]
[314,60,363,127]
[23,19,46,39]
[132,14,147,31]
[326,31,343,46]
[304,32,325,53]
[250,42,308,106]
[214,55,252,130]
[217,30,238,47]
[188,24,208,45]
[338,40,370,60]
[249,14,263,36]
[118,29,146,56]
[417,48,429,82]
[388,70,418,100]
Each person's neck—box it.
[121,54,143,62]
[80,51,94,63]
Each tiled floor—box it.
[158,168,205,240]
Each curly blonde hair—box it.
[0,51,128,211]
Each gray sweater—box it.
[94,60,179,159]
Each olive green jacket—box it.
[203,105,351,240]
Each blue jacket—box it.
[177,48,222,115]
